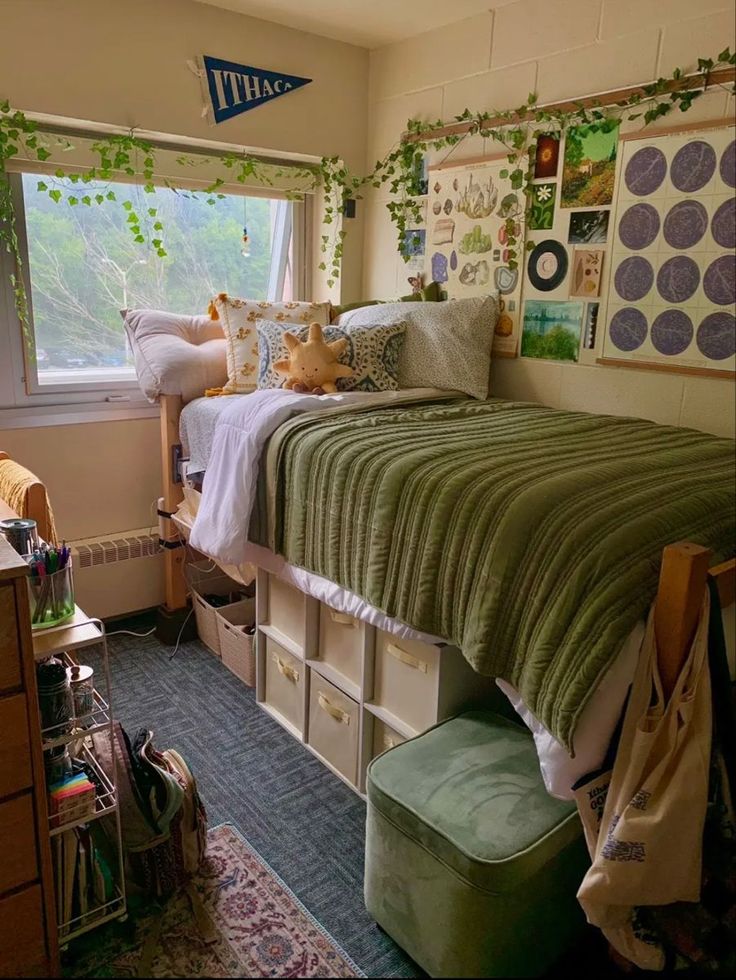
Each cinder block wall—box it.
[363,0,736,437]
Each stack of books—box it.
[54,825,116,936]
[49,772,96,829]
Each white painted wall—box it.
[363,0,736,437]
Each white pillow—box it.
[122,308,227,404]
[213,294,331,393]
[337,295,499,400]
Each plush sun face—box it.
[273,322,353,394]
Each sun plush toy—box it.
[274,322,353,394]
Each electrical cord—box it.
[168,606,194,662]
[107,626,157,638]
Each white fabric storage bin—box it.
[217,598,256,686]
[188,560,243,657]
[264,637,304,734]
[308,673,360,785]
[372,717,407,760]
[373,630,441,733]
[267,575,307,649]
[317,604,364,687]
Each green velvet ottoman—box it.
[365,711,588,977]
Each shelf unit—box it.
[255,570,495,795]
[32,607,127,946]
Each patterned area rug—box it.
[70,824,364,978]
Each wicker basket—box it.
[217,598,256,685]
[187,560,244,657]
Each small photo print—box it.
[568,210,610,244]
[583,302,599,350]
[561,121,620,208]
[401,228,425,258]
[570,248,604,298]
[522,300,584,363]
[534,134,560,179]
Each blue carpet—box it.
[94,623,420,978]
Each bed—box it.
[162,388,735,797]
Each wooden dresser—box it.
[0,535,59,977]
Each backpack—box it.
[93,723,208,900]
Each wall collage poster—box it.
[421,121,734,373]
[602,127,735,374]
[425,158,524,355]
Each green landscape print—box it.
[522,301,583,362]
[561,120,620,207]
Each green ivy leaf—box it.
[81,195,92,206]
[36,147,51,161]
[49,189,62,203]
[36,180,48,192]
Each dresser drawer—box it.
[308,673,360,785]
[0,693,33,798]
[372,631,441,733]
[0,884,48,977]
[0,794,38,893]
[0,583,22,693]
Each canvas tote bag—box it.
[575,590,712,971]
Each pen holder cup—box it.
[27,561,75,630]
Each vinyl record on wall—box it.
[527,239,569,291]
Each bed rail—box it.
[654,542,735,699]
[159,394,187,611]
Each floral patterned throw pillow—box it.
[212,294,331,393]
[256,318,406,392]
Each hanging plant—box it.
[1,49,734,328]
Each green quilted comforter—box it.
[260,398,735,748]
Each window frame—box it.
[0,168,307,421]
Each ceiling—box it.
[195,0,515,49]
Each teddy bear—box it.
[274,322,352,394]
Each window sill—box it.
[0,401,160,430]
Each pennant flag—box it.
[202,55,312,124]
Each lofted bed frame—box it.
[156,393,735,702]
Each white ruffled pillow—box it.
[336,294,499,400]
[213,294,331,393]
[122,308,227,404]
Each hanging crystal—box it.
[241,225,251,257]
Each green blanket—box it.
[263,398,735,749]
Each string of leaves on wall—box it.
[1,50,734,344]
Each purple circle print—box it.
[720,140,736,188]
[625,146,667,196]
[657,256,700,303]
[614,256,654,301]
[618,203,660,250]
[663,200,708,249]
[703,255,736,306]
[609,308,648,352]
[651,310,693,356]
[696,312,735,361]
[670,140,717,192]
[711,199,736,249]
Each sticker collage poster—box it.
[425,158,524,355]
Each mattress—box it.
[180,394,240,475]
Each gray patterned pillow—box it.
[256,318,406,392]
[337,294,499,400]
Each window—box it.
[6,172,300,396]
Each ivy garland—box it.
[1,50,734,337]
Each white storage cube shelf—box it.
[255,570,494,796]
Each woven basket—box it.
[187,560,243,657]
[217,598,256,686]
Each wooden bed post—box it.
[654,541,712,700]
[159,394,188,612]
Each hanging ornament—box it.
[241,193,250,257]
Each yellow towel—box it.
[0,458,58,543]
